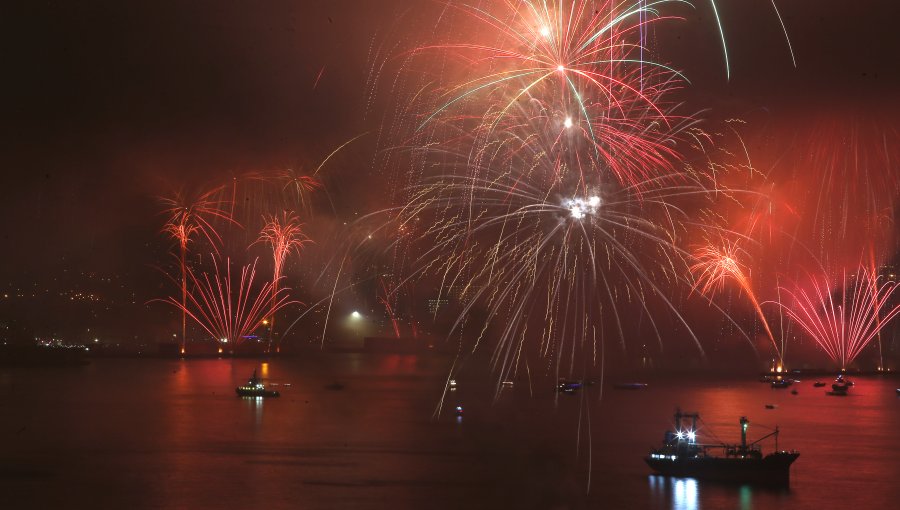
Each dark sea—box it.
[1,354,899,509]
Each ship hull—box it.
[235,388,280,398]
[645,452,799,485]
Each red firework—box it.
[690,242,781,363]
[278,169,323,216]
[779,266,900,370]
[376,277,402,339]
[164,257,299,354]
[408,0,695,189]
[257,211,311,351]
[160,186,236,353]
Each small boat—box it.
[831,374,852,394]
[831,382,850,393]
[557,379,583,393]
[771,379,793,389]
[449,379,458,391]
[895,389,900,395]
[613,382,648,390]
[501,380,514,388]
[791,389,798,395]
[813,381,826,388]
[235,370,280,398]
[765,404,777,409]
[645,410,799,485]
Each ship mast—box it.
[674,411,699,436]
[740,416,749,450]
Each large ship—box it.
[645,410,799,485]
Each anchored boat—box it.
[557,379,583,394]
[771,379,793,389]
[235,369,280,398]
[645,410,799,485]
[829,374,853,395]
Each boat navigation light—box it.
[675,431,684,439]
[687,431,696,442]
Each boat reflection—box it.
[241,394,264,426]
[649,474,790,509]
[740,484,752,510]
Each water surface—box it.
[1,355,898,509]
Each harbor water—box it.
[1,355,899,509]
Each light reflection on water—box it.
[673,478,699,510]
[740,484,752,510]
[241,395,264,427]
[648,475,699,510]
[648,475,780,510]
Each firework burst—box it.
[777,266,900,370]
[406,0,702,189]
[163,257,299,354]
[257,211,311,351]
[379,130,745,387]
[690,241,782,363]
[278,169,323,217]
[160,186,236,353]
[361,1,778,389]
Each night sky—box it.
[2,1,900,347]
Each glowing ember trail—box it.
[377,277,403,339]
[278,169,322,216]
